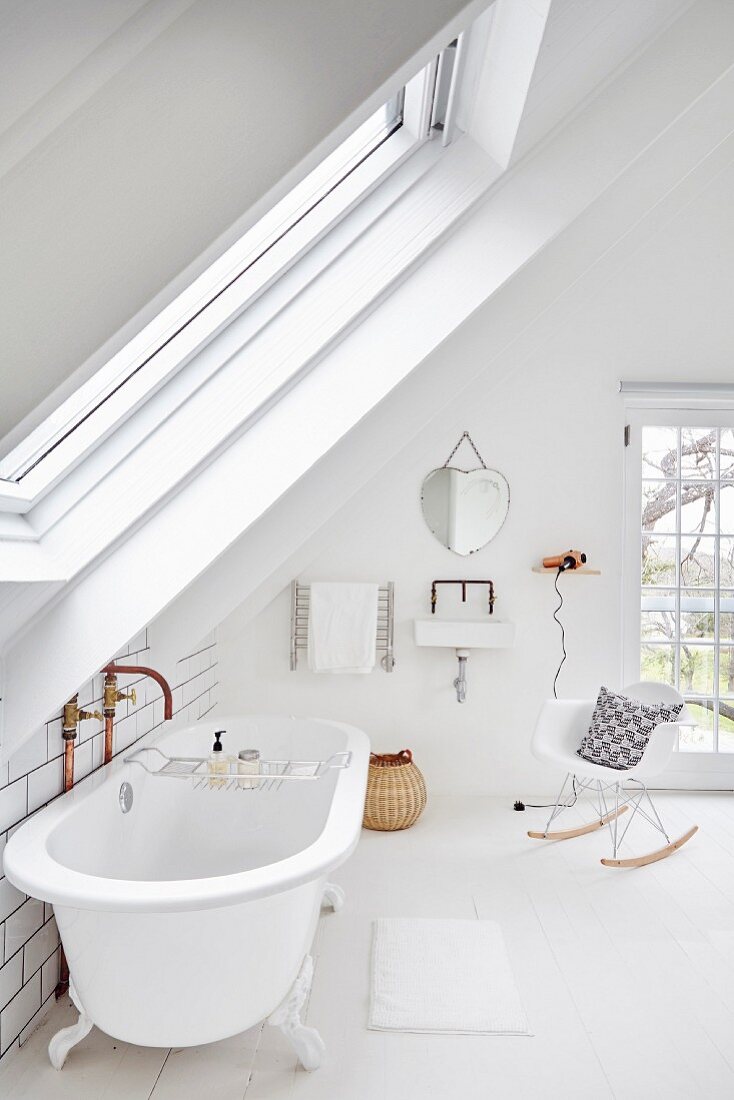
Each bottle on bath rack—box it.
[208,730,229,788]
[237,748,260,790]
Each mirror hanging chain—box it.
[442,430,487,471]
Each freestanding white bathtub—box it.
[4,715,369,1070]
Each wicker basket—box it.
[363,749,427,831]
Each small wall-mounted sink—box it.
[413,618,515,703]
[413,619,515,650]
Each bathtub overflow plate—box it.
[119,781,133,814]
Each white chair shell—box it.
[528,681,698,867]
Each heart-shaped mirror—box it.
[421,465,510,556]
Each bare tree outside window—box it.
[640,426,734,751]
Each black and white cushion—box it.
[577,686,683,771]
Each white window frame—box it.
[623,398,734,781]
[0,38,470,508]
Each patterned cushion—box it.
[577,686,683,771]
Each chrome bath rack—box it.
[125,745,352,792]
[290,581,395,672]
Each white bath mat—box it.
[369,918,530,1035]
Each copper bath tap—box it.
[101,664,174,765]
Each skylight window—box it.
[0,37,468,496]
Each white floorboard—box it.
[1,794,734,1098]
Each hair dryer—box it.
[543,549,587,571]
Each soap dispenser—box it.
[208,730,229,788]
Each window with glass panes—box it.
[640,425,734,752]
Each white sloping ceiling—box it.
[0,0,152,133]
[512,0,697,159]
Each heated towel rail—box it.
[290,581,395,672]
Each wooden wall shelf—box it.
[532,566,601,575]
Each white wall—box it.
[218,129,734,798]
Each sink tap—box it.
[431,579,496,615]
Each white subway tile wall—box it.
[0,629,218,1060]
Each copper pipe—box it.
[102,664,173,721]
[58,696,78,999]
[62,695,79,794]
[57,953,70,999]
[430,579,496,615]
[103,670,122,765]
[57,694,102,999]
[104,713,114,765]
[63,738,74,792]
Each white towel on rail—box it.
[307,582,378,673]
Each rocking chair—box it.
[528,682,698,867]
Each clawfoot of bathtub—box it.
[267,954,325,1071]
[322,882,345,912]
[48,979,93,1070]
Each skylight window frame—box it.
[0,44,465,506]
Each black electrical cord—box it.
[514,777,578,812]
[514,566,576,811]
[552,565,567,700]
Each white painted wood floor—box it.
[2,793,734,1099]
